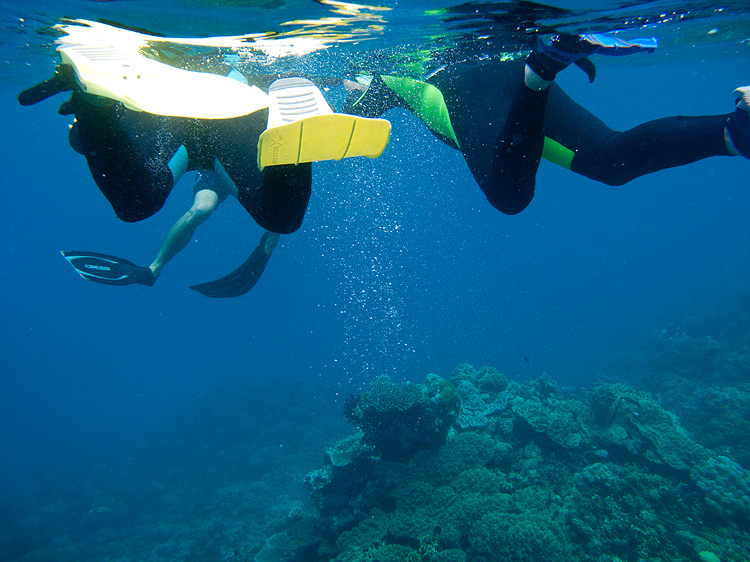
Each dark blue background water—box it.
[1,0,748,547]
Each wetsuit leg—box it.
[205,110,314,234]
[344,63,548,215]
[69,93,183,222]
[487,83,549,214]
[343,75,460,148]
[428,59,551,215]
[253,164,313,234]
[543,85,732,185]
[342,75,412,118]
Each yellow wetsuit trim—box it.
[542,137,574,169]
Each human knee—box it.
[255,212,304,234]
[597,173,630,187]
[193,194,219,214]
[496,202,529,215]
[481,182,535,215]
[104,180,172,222]
[187,205,213,224]
[491,198,532,215]
[186,190,219,223]
[253,164,312,233]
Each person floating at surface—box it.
[19,67,308,297]
[19,28,389,299]
[342,33,749,216]
[17,19,390,298]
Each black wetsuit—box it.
[68,93,312,233]
[346,59,731,215]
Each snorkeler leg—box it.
[149,174,220,280]
[725,86,750,159]
[342,74,410,117]
[486,82,549,215]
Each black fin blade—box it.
[574,57,597,83]
[61,251,154,286]
[189,234,272,298]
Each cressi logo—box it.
[85,264,111,271]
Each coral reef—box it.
[343,374,460,462]
[10,353,750,562]
[619,317,750,467]
[589,383,710,470]
[691,455,750,521]
[268,367,750,562]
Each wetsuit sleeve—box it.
[201,110,312,234]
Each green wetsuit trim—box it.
[381,75,460,148]
[542,137,574,169]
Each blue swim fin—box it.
[529,33,658,83]
[61,251,155,286]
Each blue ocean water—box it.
[1,1,749,560]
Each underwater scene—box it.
[1,0,750,561]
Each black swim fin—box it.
[18,64,77,106]
[189,232,277,298]
[61,251,155,286]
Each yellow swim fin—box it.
[257,77,390,169]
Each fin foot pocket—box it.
[727,86,750,159]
